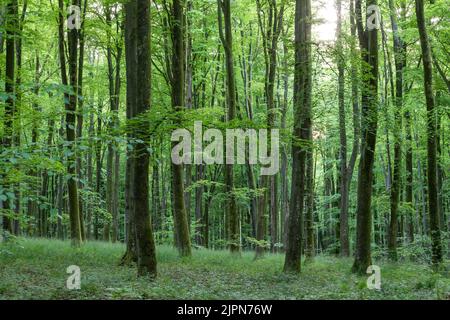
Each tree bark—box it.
[126,0,157,277]
[58,0,82,246]
[2,0,17,234]
[170,0,192,257]
[387,0,405,261]
[415,0,442,266]
[218,0,240,255]
[284,0,311,273]
[352,0,379,274]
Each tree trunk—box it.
[2,0,17,234]
[415,0,442,266]
[129,0,157,277]
[352,0,379,274]
[284,0,311,273]
[336,0,351,257]
[170,0,192,257]
[58,0,82,246]
[218,0,240,255]
[120,4,137,263]
[76,0,87,242]
[387,0,405,261]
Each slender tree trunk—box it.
[2,0,17,234]
[305,149,315,259]
[415,0,442,266]
[336,0,350,257]
[170,0,192,257]
[280,29,290,248]
[86,110,94,240]
[58,0,82,246]
[218,0,240,255]
[128,0,157,277]
[76,0,87,242]
[120,5,137,263]
[284,0,311,273]
[94,99,103,240]
[387,0,405,261]
[352,0,379,274]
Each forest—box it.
[0,0,449,301]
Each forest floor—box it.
[0,238,449,300]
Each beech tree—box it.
[352,0,379,274]
[126,0,157,277]
[218,0,240,255]
[415,0,443,267]
[170,0,192,257]
[284,0,312,273]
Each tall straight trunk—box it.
[184,1,193,230]
[31,51,42,235]
[94,99,103,240]
[171,0,192,257]
[239,25,258,240]
[151,161,160,237]
[255,0,284,256]
[104,5,113,242]
[284,0,311,273]
[56,116,65,239]
[387,0,405,261]
[415,0,442,266]
[105,140,112,241]
[40,115,55,237]
[120,2,137,264]
[58,0,82,246]
[76,0,87,242]
[86,111,94,239]
[336,0,350,257]
[129,0,157,277]
[435,103,446,234]
[257,0,284,255]
[352,0,379,274]
[305,149,315,259]
[11,0,26,236]
[56,171,64,239]
[280,28,290,247]
[105,6,122,242]
[112,149,120,242]
[194,164,204,245]
[339,0,361,256]
[30,52,40,236]
[2,0,17,234]
[218,0,240,255]
[405,102,414,241]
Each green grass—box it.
[0,238,449,300]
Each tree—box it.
[2,0,17,234]
[120,0,138,266]
[57,0,82,246]
[415,0,442,266]
[336,0,349,257]
[218,0,240,255]
[170,0,192,257]
[352,0,379,274]
[128,0,157,277]
[104,4,122,243]
[255,0,284,257]
[387,0,405,261]
[284,0,312,273]
[76,0,87,242]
